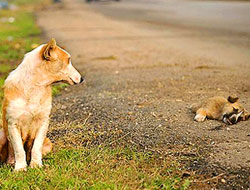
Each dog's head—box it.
[40,38,84,85]
[222,95,249,125]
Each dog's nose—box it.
[80,77,84,83]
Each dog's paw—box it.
[14,163,27,172]
[7,157,15,166]
[194,114,206,122]
[30,160,43,168]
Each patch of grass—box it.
[52,83,69,96]
[0,64,12,73]
[14,0,42,5]
[0,147,191,189]
[0,12,40,41]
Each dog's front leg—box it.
[8,123,27,171]
[30,119,49,168]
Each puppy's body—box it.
[1,39,83,171]
[191,96,249,124]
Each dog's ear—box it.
[43,38,57,61]
[227,95,239,103]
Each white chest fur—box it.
[6,95,52,122]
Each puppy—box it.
[1,38,83,171]
[191,96,250,124]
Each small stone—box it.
[175,99,183,102]
[221,179,226,183]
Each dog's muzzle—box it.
[72,76,84,85]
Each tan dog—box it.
[0,38,83,171]
[191,96,250,124]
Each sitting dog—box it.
[191,96,250,124]
[0,38,83,171]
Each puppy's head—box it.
[40,38,84,85]
[222,96,247,125]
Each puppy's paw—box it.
[194,114,206,122]
[30,160,43,168]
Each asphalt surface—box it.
[88,0,250,47]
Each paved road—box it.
[87,0,250,45]
[86,0,250,67]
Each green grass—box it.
[0,64,12,73]
[0,13,40,41]
[14,0,42,5]
[0,147,190,190]
[52,83,69,96]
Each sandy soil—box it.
[37,0,250,189]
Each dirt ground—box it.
[37,0,250,189]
